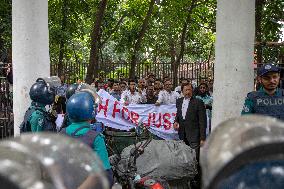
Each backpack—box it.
[20,107,56,133]
[60,126,99,149]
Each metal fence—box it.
[0,63,13,139]
[51,61,214,85]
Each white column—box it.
[12,0,50,136]
[212,0,255,129]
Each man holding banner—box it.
[155,79,180,105]
[120,79,146,105]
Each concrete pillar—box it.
[212,0,255,129]
[12,0,50,136]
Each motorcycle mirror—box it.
[135,121,144,136]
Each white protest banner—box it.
[96,90,179,140]
[55,114,64,131]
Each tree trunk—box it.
[173,0,198,86]
[85,0,108,84]
[255,0,265,66]
[129,0,155,79]
[57,0,68,77]
[169,37,176,83]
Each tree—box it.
[57,0,68,77]
[49,0,94,80]
[129,0,156,79]
[171,0,199,86]
[255,0,284,64]
[46,0,282,82]
[0,0,12,63]
[85,0,108,84]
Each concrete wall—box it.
[212,0,255,129]
[12,0,50,136]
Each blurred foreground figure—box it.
[201,115,284,189]
[0,133,109,189]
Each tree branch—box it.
[176,0,199,64]
[100,12,128,46]
[129,0,156,78]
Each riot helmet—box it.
[65,83,101,105]
[65,83,79,99]
[66,92,96,122]
[0,133,109,189]
[201,115,284,189]
[29,78,56,105]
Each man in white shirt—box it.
[138,78,147,96]
[175,78,189,94]
[120,79,146,105]
[119,81,128,92]
[155,79,180,105]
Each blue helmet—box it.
[66,92,95,122]
[29,79,55,105]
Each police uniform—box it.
[65,122,111,170]
[29,103,46,132]
[241,87,284,121]
[21,102,56,133]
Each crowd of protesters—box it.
[76,74,214,106]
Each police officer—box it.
[58,83,79,131]
[59,83,101,131]
[241,63,284,120]
[61,91,113,186]
[20,78,57,133]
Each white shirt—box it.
[182,97,190,120]
[156,90,180,104]
[141,88,147,97]
[120,90,146,105]
[174,86,181,93]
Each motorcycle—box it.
[106,124,170,189]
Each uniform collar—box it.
[67,122,90,135]
[69,121,90,127]
[31,102,46,110]
[259,87,281,96]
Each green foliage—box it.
[48,0,96,73]
[260,0,284,63]
[106,65,129,79]
[0,0,12,61]
[1,0,282,78]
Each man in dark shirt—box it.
[144,84,158,104]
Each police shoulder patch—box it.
[242,105,250,113]
[38,118,44,127]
